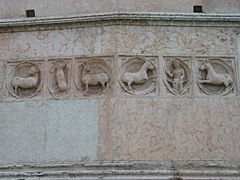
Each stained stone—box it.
[0,1,240,179]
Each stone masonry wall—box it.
[0,12,240,179]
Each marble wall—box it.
[0,20,239,166]
[0,26,237,60]
[0,99,99,165]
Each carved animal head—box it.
[200,61,210,71]
[83,62,91,72]
[28,66,40,75]
[225,74,233,85]
[145,61,155,70]
[56,62,66,70]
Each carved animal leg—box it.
[128,82,133,92]
[14,86,18,95]
[148,75,157,80]
[105,81,109,89]
[101,81,106,91]
[104,82,108,90]
[198,76,205,80]
[84,84,89,92]
[223,81,229,87]
[199,80,211,84]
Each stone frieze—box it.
[0,55,237,100]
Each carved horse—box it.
[121,60,155,91]
[12,66,40,94]
[199,61,233,87]
[82,62,109,92]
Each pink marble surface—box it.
[0,26,237,60]
[99,98,240,161]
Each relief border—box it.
[0,54,238,101]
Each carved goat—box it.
[12,66,40,94]
[121,60,155,91]
[199,61,233,87]
[82,62,109,92]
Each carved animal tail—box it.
[81,64,87,91]
[104,74,111,91]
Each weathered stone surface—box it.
[0,20,239,165]
[1,160,240,179]
[237,32,240,96]
[202,0,240,14]
[0,99,99,165]
[99,98,240,161]
[0,27,102,60]
[0,2,239,178]
[0,26,237,60]
[117,26,237,55]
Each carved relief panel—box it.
[163,57,192,96]
[0,62,4,89]
[119,56,158,95]
[0,55,238,101]
[7,61,43,99]
[197,57,236,96]
[47,59,71,97]
[74,56,113,96]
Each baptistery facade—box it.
[0,0,240,179]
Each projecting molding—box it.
[0,12,240,32]
[0,161,240,179]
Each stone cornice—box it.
[0,12,240,32]
[0,161,240,179]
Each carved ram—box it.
[11,66,40,94]
[82,62,109,93]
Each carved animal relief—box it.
[164,58,191,96]
[0,62,4,91]
[120,57,158,95]
[0,55,238,100]
[8,62,43,98]
[75,58,112,96]
[197,59,236,95]
[48,60,70,96]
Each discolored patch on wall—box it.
[0,99,99,165]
